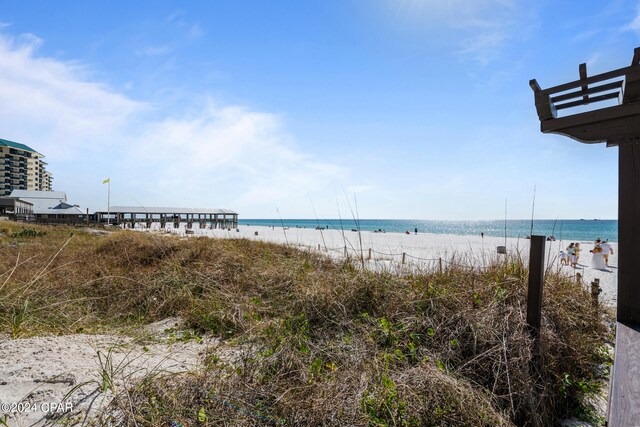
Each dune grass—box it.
[0,221,613,426]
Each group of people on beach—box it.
[560,238,613,270]
[589,238,614,269]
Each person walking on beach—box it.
[414,227,418,235]
[600,239,614,266]
[560,251,568,266]
[590,242,606,270]
[566,243,576,267]
[574,243,581,265]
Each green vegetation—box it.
[9,228,47,238]
[0,221,613,426]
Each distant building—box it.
[9,190,83,222]
[0,138,53,196]
[94,206,238,229]
[0,196,33,220]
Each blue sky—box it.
[0,0,637,219]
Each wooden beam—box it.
[555,92,620,110]
[541,101,640,142]
[579,63,588,103]
[623,69,640,104]
[633,47,640,66]
[529,79,541,92]
[538,65,633,96]
[618,143,640,323]
[551,81,622,103]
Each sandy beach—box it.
[147,223,618,307]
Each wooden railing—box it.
[530,48,640,121]
[530,47,640,146]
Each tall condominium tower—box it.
[0,138,53,196]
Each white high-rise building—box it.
[0,138,53,196]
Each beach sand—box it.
[153,224,618,307]
[0,319,223,426]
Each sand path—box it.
[0,318,217,426]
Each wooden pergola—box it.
[531,48,640,426]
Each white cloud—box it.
[165,9,204,39]
[626,3,640,32]
[0,32,346,216]
[382,0,518,29]
[0,34,143,159]
[570,29,602,43]
[586,52,601,68]
[374,0,532,64]
[130,104,345,213]
[458,31,506,65]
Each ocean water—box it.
[238,219,618,243]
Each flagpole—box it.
[107,180,111,226]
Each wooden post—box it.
[438,258,442,274]
[591,278,601,308]
[527,235,546,338]
[318,243,321,251]
[368,248,372,260]
[402,252,406,264]
[344,245,347,257]
[618,143,640,323]
[576,272,582,285]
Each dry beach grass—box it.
[0,222,613,426]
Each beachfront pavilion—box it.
[94,206,238,229]
[0,196,33,220]
[10,190,84,223]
